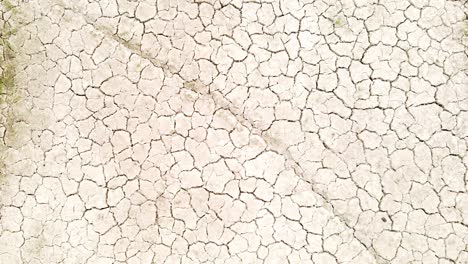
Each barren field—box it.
[0,0,467,263]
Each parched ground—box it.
[0,0,467,263]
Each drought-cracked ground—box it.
[0,0,467,263]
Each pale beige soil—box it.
[0,0,467,263]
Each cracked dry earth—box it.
[0,0,467,263]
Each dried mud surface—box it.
[0,0,467,263]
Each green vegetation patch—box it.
[1,0,18,98]
[334,18,343,27]
[0,0,20,182]
[0,44,15,95]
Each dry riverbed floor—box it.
[0,0,467,263]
